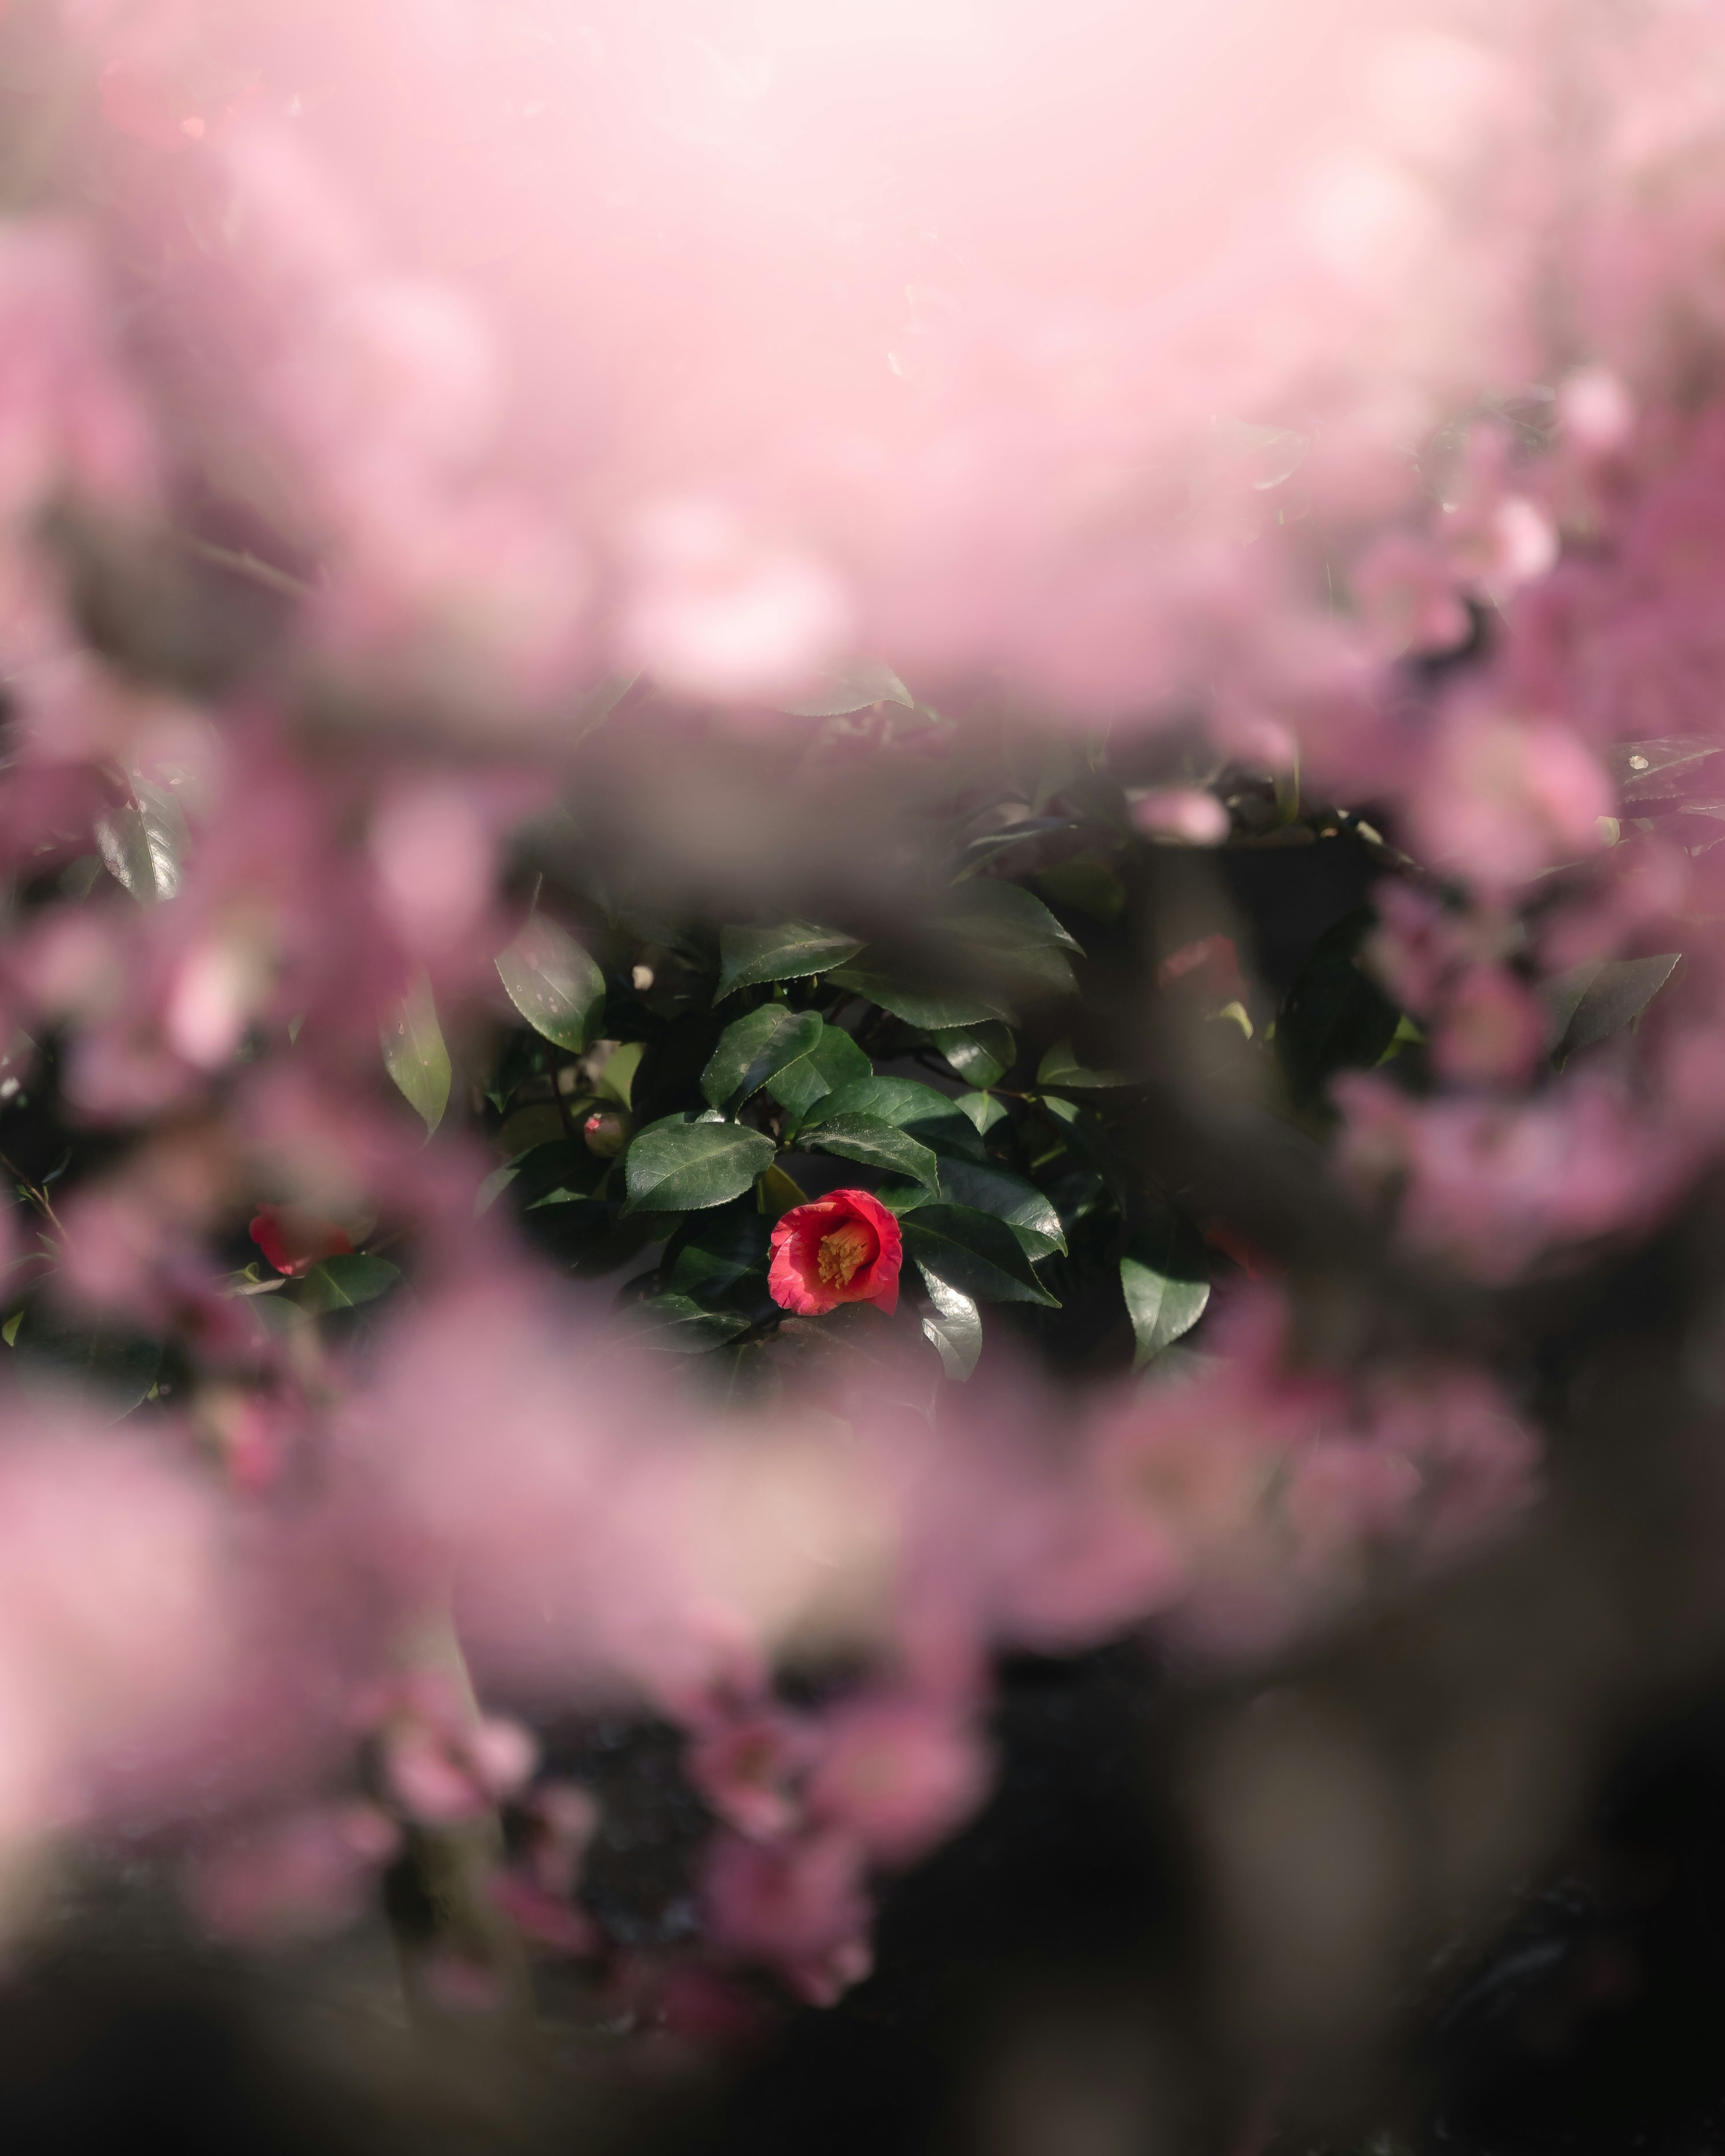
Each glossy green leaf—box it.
[595,1040,645,1107]
[1036,1039,1132,1091]
[715,922,865,1003]
[758,1161,810,1219]
[1612,737,1723,801]
[824,968,1017,1029]
[1120,1214,1210,1370]
[382,973,452,1134]
[96,778,187,906]
[937,882,1081,1001]
[474,1163,518,1217]
[567,670,638,743]
[495,916,605,1053]
[1548,953,1681,1064]
[930,1158,1066,1256]
[508,1139,606,1209]
[945,879,1084,955]
[916,1266,983,1380]
[802,1113,940,1191]
[799,1076,987,1162]
[766,1021,872,1122]
[663,1207,772,1305]
[531,1204,670,1280]
[620,1294,752,1352]
[701,1006,823,1113]
[1036,853,1127,923]
[296,1253,402,1315]
[778,658,914,717]
[956,1091,1009,1138]
[898,1205,1059,1307]
[1038,1095,1132,1211]
[13,1320,160,1420]
[933,1021,1015,1088]
[882,1161,1066,1257]
[622,1114,776,1214]
[951,818,1080,881]
[1276,910,1402,1106]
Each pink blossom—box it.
[804,1696,992,1866]
[1133,790,1231,846]
[688,1710,811,1843]
[1411,708,1614,895]
[1431,966,1546,1087]
[701,1827,873,2003]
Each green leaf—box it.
[1120,1214,1210,1370]
[929,1159,1066,1257]
[799,1076,987,1162]
[595,1040,645,1107]
[1,1311,21,1348]
[701,1006,823,1113]
[620,1294,751,1352]
[946,879,1084,955]
[95,778,187,906]
[622,1114,777,1214]
[935,881,1083,1002]
[802,1113,940,1191]
[951,818,1080,881]
[916,1266,983,1380]
[716,922,865,1003]
[898,1205,1060,1306]
[956,1091,1009,1138]
[1548,953,1681,1063]
[664,1207,773,1305]
[758,1161,810,1219]
[474,1165,518,1217]
[1006,728,1089,814]
[824,968,1017,1029]
[567,670,638,743]
[778,658,914,717]
[1276,910,1402,1106]
[1036,1039,1132,1091]
[495,916,606,1053]
[508,1139,606,1209]
[383,973,452,1134]
[1611,738,1723,802]
[296,1253,402,1315]
[766,1021,872,1122]
[933,1021,1015,1088]
[1038,1095,1132,1211]
[13,1319,160,1419]
[1035,853,1126,923]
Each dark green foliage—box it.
[1276,908,1403,1107]
[1120,1211,1210,1370]
[1548,954,1681,1065]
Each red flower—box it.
[768,1189,902,1318]
[1156,933,1243,1004]
[250,1205,353,1278]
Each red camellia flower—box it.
[768,1190,902,1318]
[250,1205,354,1279]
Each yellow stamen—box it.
[817,1220,873,1289]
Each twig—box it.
[164,530,315,603]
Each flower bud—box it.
[582,1109,631,1158]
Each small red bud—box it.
[582,1109,630,1158]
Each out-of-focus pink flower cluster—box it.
[1,0,1725,2019]
[0,1263,1537,2003]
